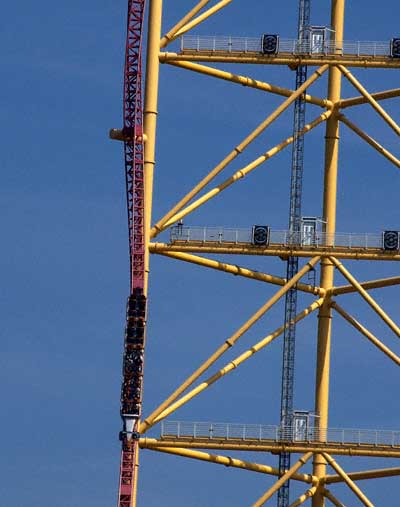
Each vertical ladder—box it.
[277,2,310,507]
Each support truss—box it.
[111,1,400,505]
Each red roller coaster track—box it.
[117,1,147,506]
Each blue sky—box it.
[2,1,399,506]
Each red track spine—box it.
[117,1,147,506]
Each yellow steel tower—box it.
[113,1,400,505]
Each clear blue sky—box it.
[2,1,399,506]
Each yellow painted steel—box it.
[151,298,324,426]
[140,259,320,432]
[289,486,318,507]
[338,87,400,109]
[150,66,328,237]
[143,445,317,483]
[143,0,163,294]
[161,110,331,230]
[330,257,400,337]
[160,0,210,48]
[140,438,400,458]
[339,114,400,169]
[331,302,400,366]
[172,0,233,41]
[252,453,313,507]
[323,488,346,507]
[338,65,400,136]
[166,60,332,107]
[324,466,400,484]
[332,275,400,295]
[322,454,375,507]
[160,51,400,68]
[155,250,323,295]
[312,4,345,507]
[150,242,400,261]
[131,0,400,503]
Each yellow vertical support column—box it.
[143,0,163,294]
[131,2,162,505]
[312,2,345,506]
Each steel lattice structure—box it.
[111,1,400,506]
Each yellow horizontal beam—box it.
[151,298,323,425]
[166,60,332,108]
[338,87,400,109]
[332,275,400,295]
[143,445,317,483]
[331,302,400,366]
[140,438,400,457]
[160,52,400,69]
[325,466,400,484]
[155,250,323,295]
[149,242,400,261]
[339,114,400,169]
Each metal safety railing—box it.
[170,226,385,250]
[161,421,400,447]
[180,36,392,58]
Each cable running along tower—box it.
[111,1,400,506]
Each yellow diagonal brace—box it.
[160,109,331,230]
[338,87,400,109]
[338,65,400,136]
[331,302,400,366]
[252,453,313,507]
[322,453,375,507]
[160,0,211,48]
[329,257,400,337]
[332,275,400,295]
[288,485,318,507]
[155,250,323,295]
[142,445,317,483]
[140,260,321,432]
[150,65,329,237]
[151,298,324,426]
[172,0,233,41]
[339,114,400,169]
[325,466,400,484]
[323,488,346,507]
[166,60,332,108]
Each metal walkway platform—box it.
[167,35,400,69]
[140,420,400,458]
[181,36,393,58]
[149,226,400,261]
